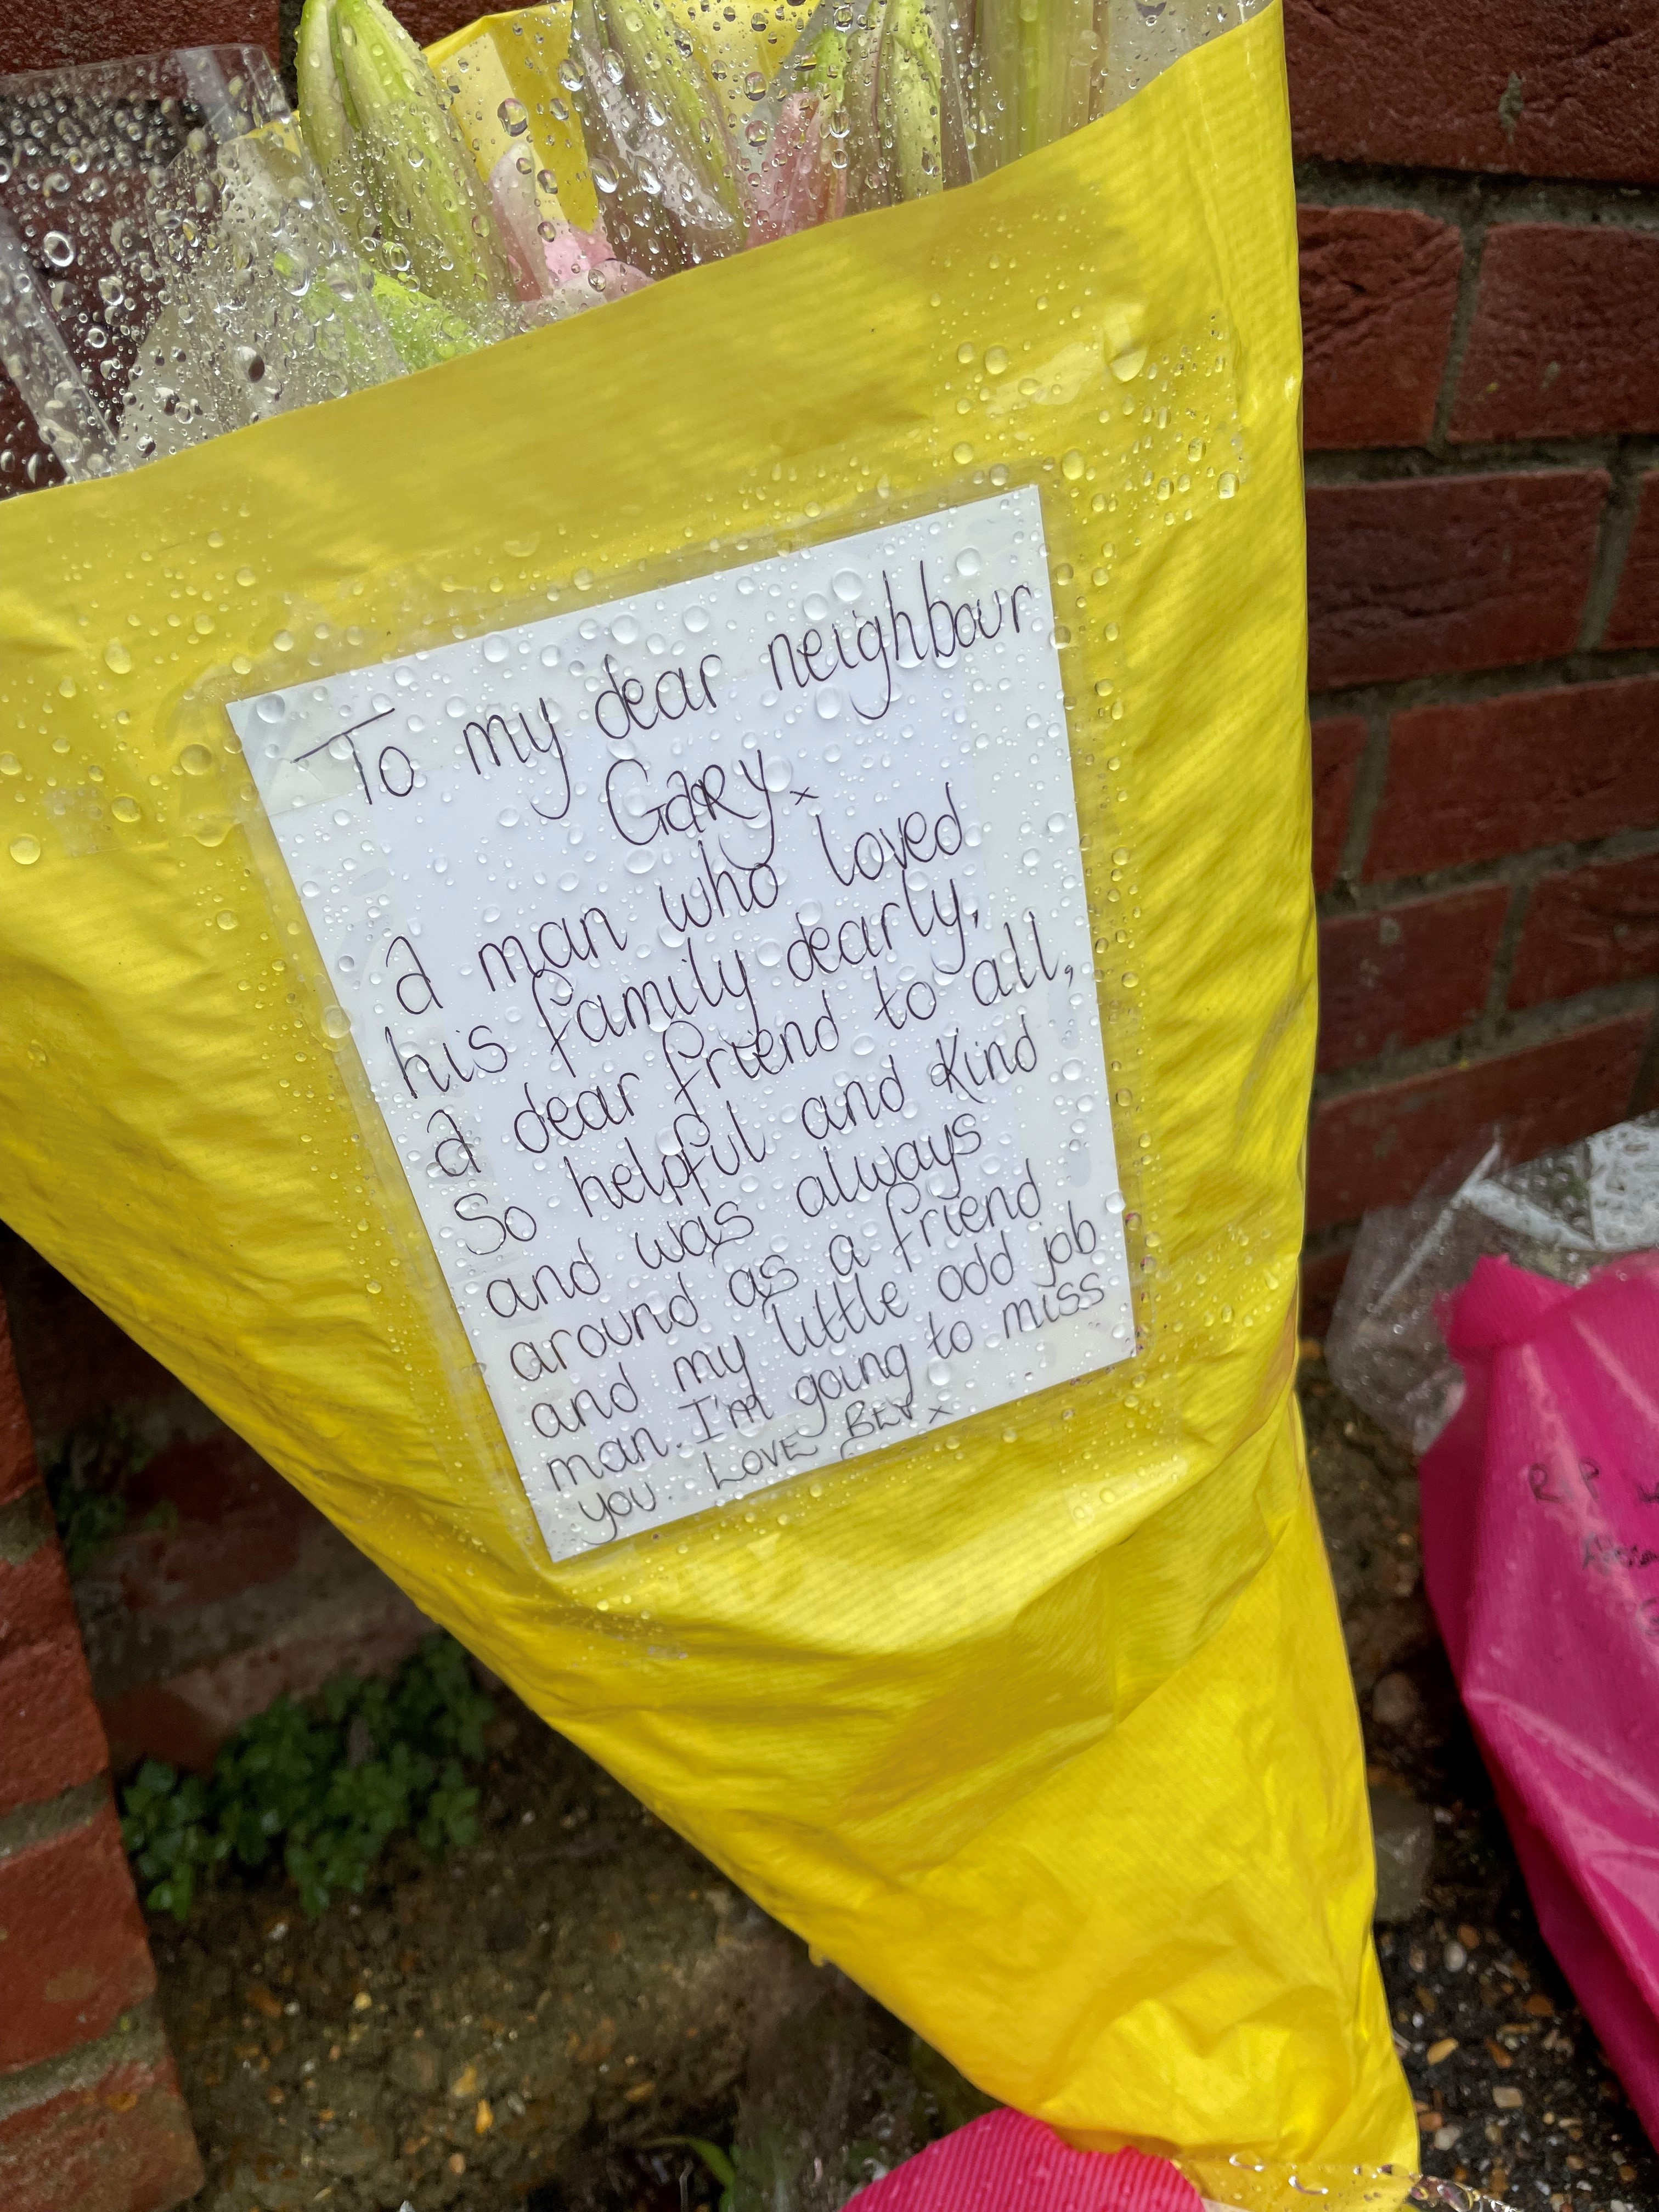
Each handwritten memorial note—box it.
[231,489,1134,1561]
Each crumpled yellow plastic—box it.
[0,8,1415,2201]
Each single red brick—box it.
[1312,718,1367,891]
[1451,225,1659,443]
[0,1297,37,1508]
[0,2051,202,2212]
[0,0,278,72]
[1318,886,1509,1074]
[1510,850,1659,1008]
[1307,472,1606,693]
[0,1634,108,1815]
[1367,677,1659,880]
[1285,0,1659,183]
[1300,207,1463,452]
[1300,1244,1353,1340]
[1604,471,1659,651]
[0,1805,154,2070]
[1307,1013,1649,1230]
[0,1535,76,1655]
[389,0,479,44]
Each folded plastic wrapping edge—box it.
[0,8,1417,2202]
[1325,1113,1659,1454]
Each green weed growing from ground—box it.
[120,1632,495,1920]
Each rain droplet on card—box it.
[483,634,509,663]
[831,570,862,603]
[498,808,520,828]
[763,755,792,791]
[539,645,560,669]
[955,548,983,580]
[683,606,710,635]
[610,613,640,645]
[255,693,285,723]
[1046,813,1067,834]
[757,940,782,968]
[927,1358,951,1387]
[816,689,842,721]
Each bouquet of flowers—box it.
[0,0,1229,482]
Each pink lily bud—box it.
[749,88,848,246]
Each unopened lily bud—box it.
[329,0,513,314]
[881,0,945,200]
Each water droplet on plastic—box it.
[112,796,140,822]
[1109,346,1148,382]
[216,910,238,931]
[498,96,529,136]
[9,835,41,865]
[1062,449,1085,482]
[1218,472,1238,499]
[0,754,18,777]
[179,743,213,775]
[322,1006,352,1040]
[951,441,974,466]
[984,345,1008,376]
[104,640,132,675]
[42,230,73,269]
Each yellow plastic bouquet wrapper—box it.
[0,7,1416,2202]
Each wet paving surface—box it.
[147,1360,1658,2210]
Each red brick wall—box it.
[1291,0,1659,1324]
[0,1296,202,2212]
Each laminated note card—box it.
[232,489,1135,1560]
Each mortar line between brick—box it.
[1484,877,1538,1026]
[1310,979,1659,1102]
[1335,708,1389,884]
[0,1481,52,1568]
[0,1997,170,2124]
[1308,635,1659,719]
[1429,202,1491,455]
[1578,445,1646,650]
[1315,825,1659,916]
[0,1775,109,1863]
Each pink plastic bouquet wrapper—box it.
[1418,1250,1659,2143]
